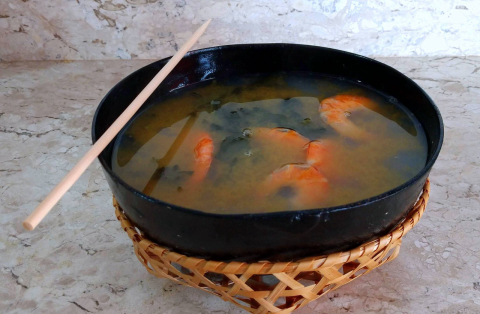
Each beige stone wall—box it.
[0,0,479,61]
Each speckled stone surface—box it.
[1,0,480,61]
[1,57,479,313]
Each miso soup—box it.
[112,73,428,214]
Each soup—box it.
[112,73,427,214]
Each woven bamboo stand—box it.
[114,179,430,314]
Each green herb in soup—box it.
[112,73,428,214]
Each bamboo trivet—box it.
[114,179,430,314]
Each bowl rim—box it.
[92,43,444,219]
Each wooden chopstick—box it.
[23,19,212,231]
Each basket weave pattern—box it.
[114,179,430,314]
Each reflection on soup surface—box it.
[112,73,428,214]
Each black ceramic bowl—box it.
[92,44,443,262]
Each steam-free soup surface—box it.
[112,73,427,214]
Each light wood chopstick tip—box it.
[23,221,34,231]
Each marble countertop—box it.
[1,57,479,314]
[2,0,480,61]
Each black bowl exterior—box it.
[93,44,443,262]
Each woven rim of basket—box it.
[114,179,429,275]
